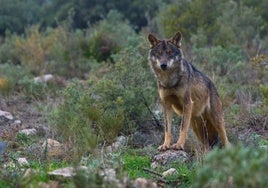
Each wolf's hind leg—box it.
[208,97,230,147]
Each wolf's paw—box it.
[171,143,184,150]
[158,144,170,151]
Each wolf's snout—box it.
[160,63,167,70]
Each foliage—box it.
[0,0,43,35]
[83,10,137,62]
[193,145,268,188]
[160,0,266,55]
[260,85,268,107]
[93,43,156,131]
[50,80,124,159]
[0,64,30,97]
[18,76,57,100]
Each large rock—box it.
[151,150,189,169]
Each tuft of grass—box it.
[122,150,151,179]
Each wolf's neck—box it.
[157,71,182,89]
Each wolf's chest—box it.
[159,90,185,115]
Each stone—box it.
[99,168,118,183]
[162,168,178,177]
[133,178,158,188]
[151,150,189,168]
[34,74,54,83]
[105,136,127,153]
[42,138,61,148]
[0,110,13,120]
[19,128,37,136]
[42,139,64,159]
[38,181,60,188]
[48,166,87,179]
[48,167,75,178]
[18,157,29,166]
[13,120,22,125]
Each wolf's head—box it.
[147,31,184,72]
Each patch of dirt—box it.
[0,96,54,141]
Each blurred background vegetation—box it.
[0,0,268,187]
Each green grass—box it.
[122,150,151,179]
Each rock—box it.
[162,168,178,177]
[42,139,64,159]
[48,167,75,178]
[115,135,127,146]
[105,136,127,153]
[42,138,61,148]
[13,120,22,125]
[18,157,29,166]
[48,166,87,179]
[151,150,189,168]
[19,128,37,136]
[0,110,13,120]
[34,74,54,83]
[133,178,158,188]
[38,181,60,188]
[99,168,118,183]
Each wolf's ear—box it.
[171,31,182,47]
[148,34,160,48]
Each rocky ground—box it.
[1,93,268,187]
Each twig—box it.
[142,168,162,177]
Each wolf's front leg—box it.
[172,96,193,150]
[158,105,173,151]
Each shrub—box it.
[51,38,157,158]
[192,45,244,77]
[94,43,157,132]
[18,76,58,100]
[82,10,137,62]
[193,145,268,188]
[0,63,30,97]
[50,80,124,159]
[260,85,268,107]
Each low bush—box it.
[0,64,30,97]
[193,145,268,187]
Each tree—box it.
[0,0,43,35]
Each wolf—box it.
[147,31,230,151]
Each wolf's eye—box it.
[157,51,162,56]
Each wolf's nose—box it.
[161,63,167,70]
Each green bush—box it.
[51,39,157,158]
[18,76,58,100]
[192,45,244,77]
[50,80,124,159]
[82,10,137,62]
[193,145,268,188]
[0,64,30,97]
